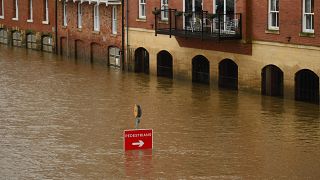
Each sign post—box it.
[123,105,153,151]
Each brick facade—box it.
[57,1,122,66]
[0,0,56,52]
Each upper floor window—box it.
[112,6,117,34]
[161,0,168,21]
[139,0,146,19]
[268,0,279,30]
[13,0,18,20]
[77,3,82,28]
[93,4,100,31]
[303,0,314,33]
[27,0,33,22]
[0,0,4,19]
[63,1,67,26]
[43,0,49,24]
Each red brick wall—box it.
[0,0,56,34]
[127,0,252,55]
[57,2,122,65]
[252,0,320,46]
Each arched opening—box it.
[109,46,121,68]
[219,59,238,90]
[60,37,67,56]
[261,65,284,97]
[295,69,319,104]
[75,40,85,61]
[90,43,102,64]
[134,47,149,74]
[192,55,210,84]
[0,29,8,44]
[42,36,53,52]
[26,33,37,50]
[157,50,173,79]
[12,31,22,47]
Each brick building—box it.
[57,0,123,67]
[0,0,56,52]
[126,0,319,104]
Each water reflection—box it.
[0,46,320,179]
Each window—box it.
[109,47,121,67]
[112,6,117,34]
[42,36,53,52]
[27,0,33,22]
[13,0,18,20]
[0,0,4,19]
[12,31,22,47]
[63,1,67,26]
[0,29,8,44]
[93,4,100,31]
[268,0,279,30]
[161,0,168,21]
[27,33,37,49]
[303,0,314,33]
[139,0,146,19]
[77,3,82,28]
[43,0,49,23]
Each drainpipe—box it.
[55,0,58,54]
[121,0,125,71]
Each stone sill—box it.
[12,17,19,21]
[77,28,82,32]
[42,21,49,25]
[0,16,4,19]
[62,26,67,29]
[299,32,315,38]
[92,31,100,35]
[265,29,280,34]
[27,19,33,23]
[158,20,168,24]
[110,34,117,37]
[136,18,147,22]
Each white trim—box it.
[161,0,168,21]
[63,1,67,26]
[27,0,33,22]
[302,0,314,33]
[43,0,49,23]
[12,0,19,20]
[0,0,4,19]
[77,2,82,28]
[93,4,100,32]
[112,6,117,34]
[268,0,279,30]
[139,0,146,19]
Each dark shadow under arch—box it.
[157,50,173,79]
[192,55,210,84]
[261,65,284,97]
[219,59,238,90]
[295,69,319,104]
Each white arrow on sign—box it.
[132,140,144,147]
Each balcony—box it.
[154,9,242,41]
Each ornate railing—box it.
[154,8,242,40]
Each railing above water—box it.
[154,8,242,41]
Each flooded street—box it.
[0,45,319,179]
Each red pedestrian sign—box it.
[124,129,153,151]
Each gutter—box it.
[121,0,125,71]
[55,0,58,54]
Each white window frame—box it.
[12,0,19,21]
[0,0,4,19]
[77,3,82,28]
[63,1,67,26]
[112,6,117,34]
[93,4,100,31]
[302,0,314,33]
[42,0,49,24]
[268,0,279,30]
[27,0,33,22]
[139,0,146,19]
[161,0,168,21]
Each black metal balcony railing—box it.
[154,8,242,40]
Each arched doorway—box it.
[219,59,238,90]
[295,69,319,104]
[134,47,149,74]
[75,40,85,61]
[157,50,173,78]
[261,65,283,97]
[192,55,210,84]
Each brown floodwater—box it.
[0,45,319,179]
